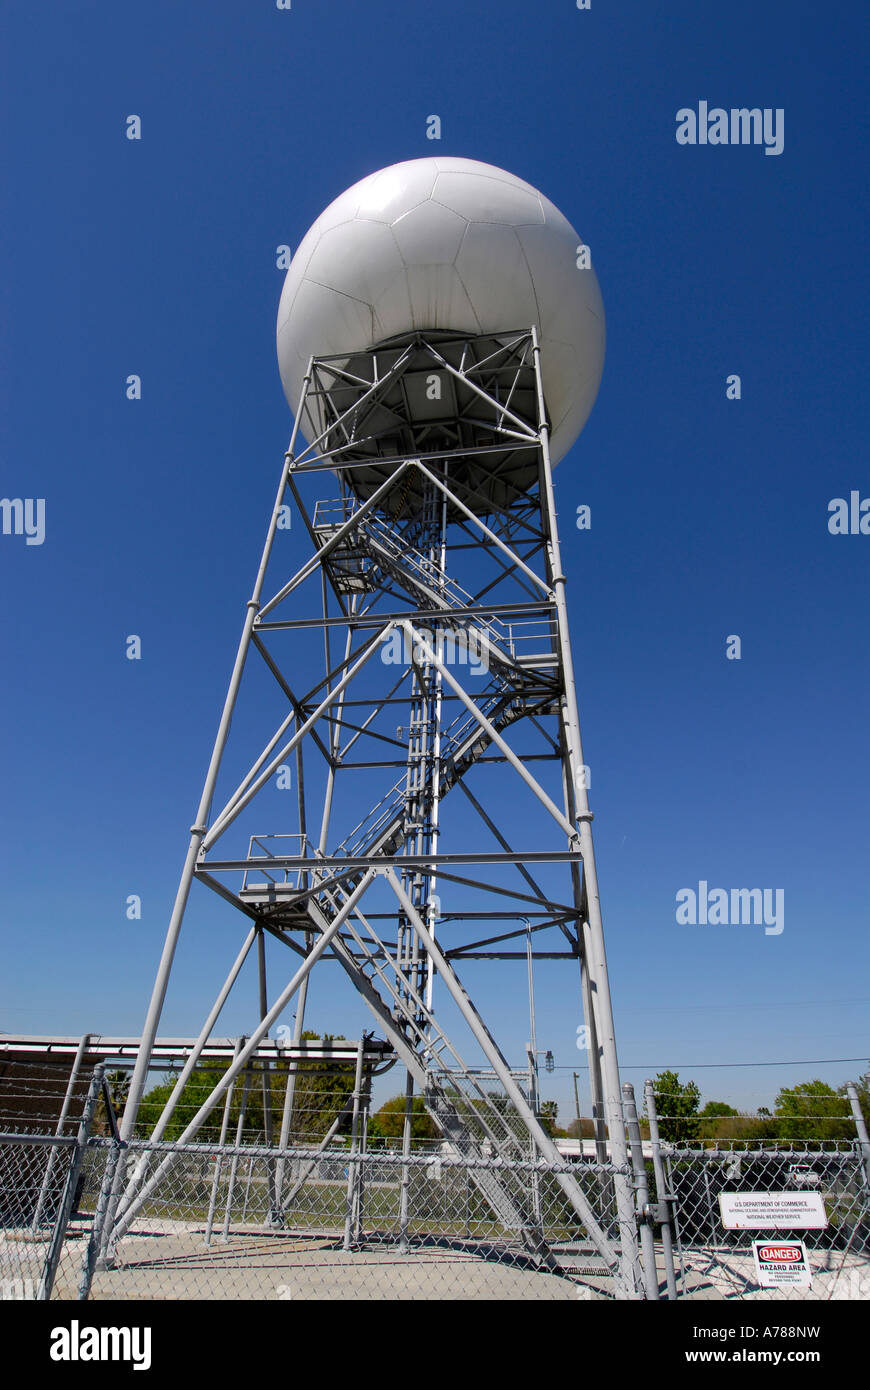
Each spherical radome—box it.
[276,156,605,465]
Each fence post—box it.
[77,1070,130,1299]
[77,1150,122,1299]
[240,1152,256,1224]
[344,1038,366,1250]
[32,1034,91,1232]
[664,1150,687,1287]
[622,1082,660,1301]
[356,1098,370,1243]
[701,1162,717,1249]
[204,1036,243,1247]
[846,1083,870,1188]
[644,1080,678,1300]
[222,1059,253,1241]
[38,1062,104,1301]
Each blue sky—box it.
[1,0,867,1120]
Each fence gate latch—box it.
[643,1196,678,1224]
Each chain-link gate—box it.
[640,1082,870,1301]
[0,1062,105,1301]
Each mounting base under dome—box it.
[293,329,545,519]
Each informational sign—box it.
[752,1240,812,1288]
[718,1191,827,1230]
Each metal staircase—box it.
[312,497,558,684]
[241,496,558,933]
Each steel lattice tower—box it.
[113,161,643,1294]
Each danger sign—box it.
[752,1239,812,1287]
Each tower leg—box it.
[274,967,310,1205]
[204,1036,243,1247]
[398,1071,415,1253]
[343,1038,367,1250]
[257,929,280,1225]
[531,327,642,1295]
[221,1062,253,1242]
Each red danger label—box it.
[758,1245,802,1263]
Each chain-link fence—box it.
[1,1057,868,1301]
[71,1138,628,1301]
[657,1146,868,1300]
[641,1083,870,1302]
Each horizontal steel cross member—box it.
[201,850,585,872]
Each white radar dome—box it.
[276,157,604,467]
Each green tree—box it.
[137,1062,235,1142]
[288,1032,358,1143]
[368,1094,438,1145]
[539,1099,560,1137]
[564,1115,595,1139]
[136,1033,359,1144]
[773,1080,854,1144]
[649,1070,701,1143]
[700,1101,738,1119]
